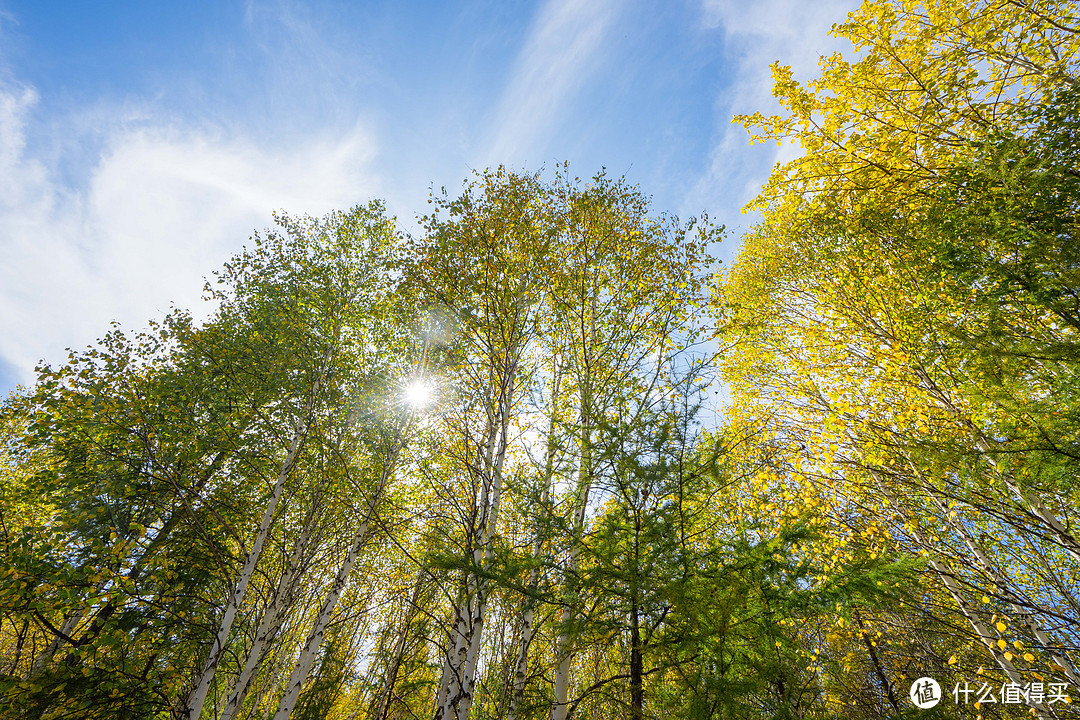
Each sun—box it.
[404,379,434,410]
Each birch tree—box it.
[546,172,714,720]
[719,0,1080,705]
[414,168,556,720]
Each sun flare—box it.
[404,380,434,410]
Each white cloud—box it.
[682,0,859,252]
[702,0,858,112]
[0,83,379,387]
[486,0,618,164]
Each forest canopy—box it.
[1,1,1078,719]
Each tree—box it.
[542,169,714,720]
[737,0,1080,214]
[413,167,555,720]
[0,202,424,720]
[720,0,1080,713]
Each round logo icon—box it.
[910,677,941,709]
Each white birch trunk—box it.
[505,405,557,720]
[972,434,1080,565]
[438,363,517,720]
[433,651,452,720]
[910,364,1080,564]
[218,500,323,720]
[456,367,515,720]
[899,446,1080,687]
[185,420,307,720]
[28,609,85,677]
[507,603,537,720]
[552,277,601,720]
[508,363,561,720]
[455,588,488,720]
[551,489,590,719]
[872,472,1051,719]
[926,489,1080,688]
[437,391,498,720]
[272,519,370,720]
[271,440,402,720]
[185,338,338,720]
[376,573,425,720]
[436,602,472,720]
[552,385,593,720]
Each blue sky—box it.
[0,0,858,395]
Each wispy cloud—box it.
[486,0,619,164]
[682,0,858,253]
[0,81,378,388]
[0,0,866,391]
[701,0,858,114]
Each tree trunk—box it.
[552,383,593,720]
[852,608,899,713]
[435,597,472,720]
[508,362,562,720]
[629,595,643,720]
[910,363,1080,564]
[871,471,1051,720]
[218,497,325,720]
[184,336,337,720]
[376,572,425,720]
[28,609,84,677]
[438,362,517,720]
[185,417,308,720]
[926,486,1080,689]
[271,439,402,720]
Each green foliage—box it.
[4,2,1080,712]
